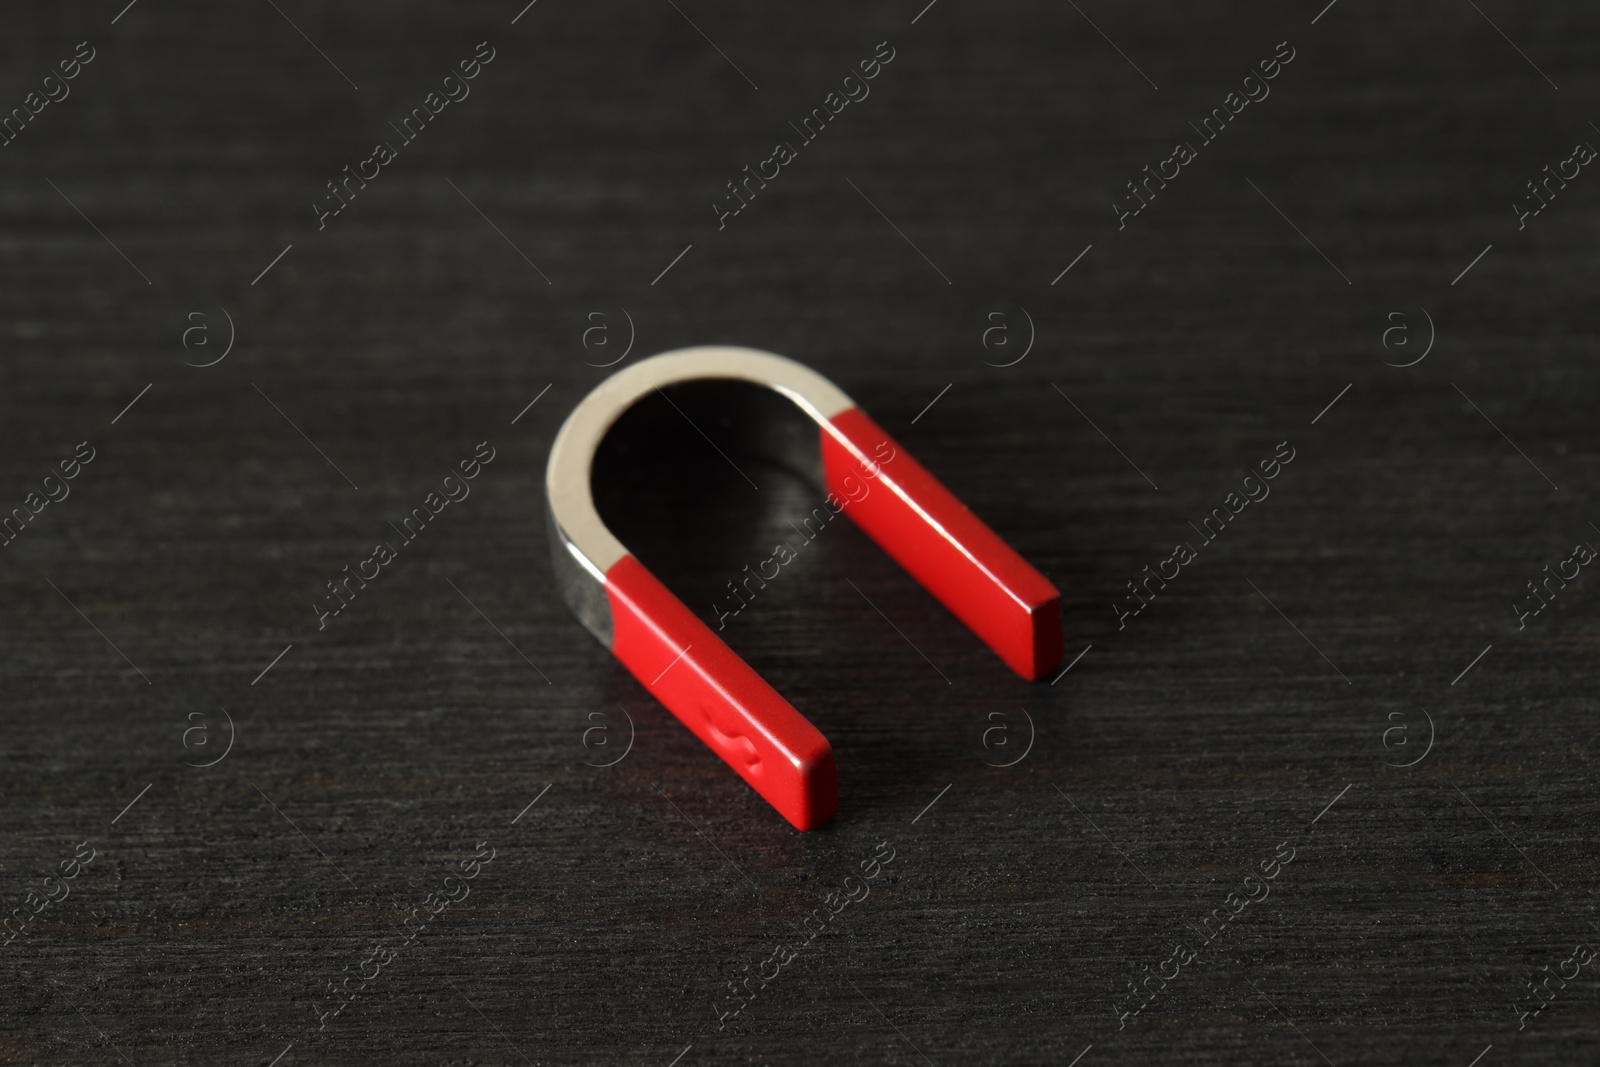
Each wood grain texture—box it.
[1,1,1597,1063]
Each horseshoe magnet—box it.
[546,346,1061,830]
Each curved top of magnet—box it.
[547,345,853,583]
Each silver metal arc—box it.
[545,346,856,647]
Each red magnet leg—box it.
[820,407,1062,680]
[603,553,838,831]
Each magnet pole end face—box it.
[1018,595,1064,681]
[779,742,838,832]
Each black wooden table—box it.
[2,2,1596,1063]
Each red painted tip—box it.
[604,554,837,831]
[821,407,1063,680]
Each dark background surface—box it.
[2,1,1597,1063]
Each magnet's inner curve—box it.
[591,378,835,612]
